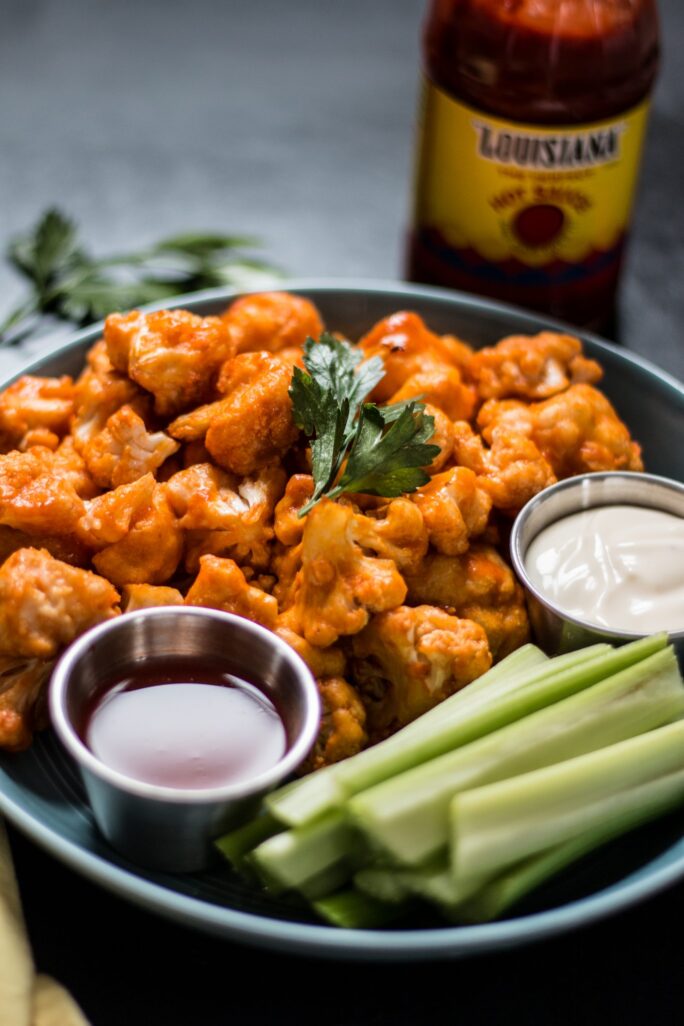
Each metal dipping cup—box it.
[49,607,321,873]
[510,471,684,662]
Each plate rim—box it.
[2,277,684,960]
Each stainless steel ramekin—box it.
[510,472,684,662]
[49,607,320,872]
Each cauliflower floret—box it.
[207,352,298,475]
[104,308,235,417]
[221,291,323,354]
[121,584,184,611]
[282,500,407,648]
[273,475,314,546]
[412,466,492,555]
[528,384,644,478]
[168,352,298,476]
[471,331,603,400]
[77,474,157,548]
[350,498,428,574]
[274,623,346,678]
[299,676,368,774]
[0,375,75,453]
[271,542,304,609]
[405,545,519,611]
[456,600,530,662]
[51,436,100,499]
[0,656,54,751]
[452,421,556,515]
[352,605,491,739]
[477,385,643,480]
[424,403,455,474]
[404,546,529,661]
[0,448,85,536]
[389,366,476,423]
[359,311,472,402]
[71,340,143,453]
[82,405,179,488]
[0,549,120,659]
[91,484,182,587]
[167,463,285,571]
[185,555,278,628]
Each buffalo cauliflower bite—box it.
[424,404,455,474]
[274,623,347,678]
[91,484,183,587]
[471,331,603,400]
[405,546,530,660]
[405,545,520,612]
[103,308,235,417]
[0,656,54,751]
[121,584,184,611]
[527,384,643,478]
[82,405,179,488]
[359,311,473,402]
[477,386,643,479]
[456,600,530,662]
[273,474,314,546]
[350,498,428,573]
[0,375,75,453]
[0,448,85,536]
[77,474,157,548]
[185,555,278,628]
[352,605,492,739]
[167,463,285,571]
[282,500,407,648]
[205,352,299,475]
[221,291,323,354]
[299,676,368,774]
[71,340,143,453]
[0,549,120,659]
[389,366,476,423]
[412,466,492,555]
[169,353,298,476]
[451,421,556,515]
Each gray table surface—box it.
[1,1,683,1024]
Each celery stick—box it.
[452,717,684,886]
[458,766,684,923]
[266,643,613,828]
[214,813,281,875]
[355,862,485,911]
[354,867,413,904]
[249,811,363,896]
[265,645,549,828]
[349,643,681,866]
[313,889,406,929]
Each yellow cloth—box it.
[0,821,91,1026]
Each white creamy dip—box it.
[525,504,684,633]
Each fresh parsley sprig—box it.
[290,334,440,515]
[0,208,280,346]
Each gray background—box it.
[1,0,682,378]
[1,1,683,1024]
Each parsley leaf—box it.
[289,335,440,514]
[329,402,439,499]
[0,208,280,345]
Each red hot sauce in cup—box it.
[407,0,660,330]
[80,657,286,790]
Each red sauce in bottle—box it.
[80,657,286,790]
[407,0,660,329]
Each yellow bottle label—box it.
[413,79,650,269]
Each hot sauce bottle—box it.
[407,0,660,329]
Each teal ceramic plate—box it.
[1,280,683,960]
